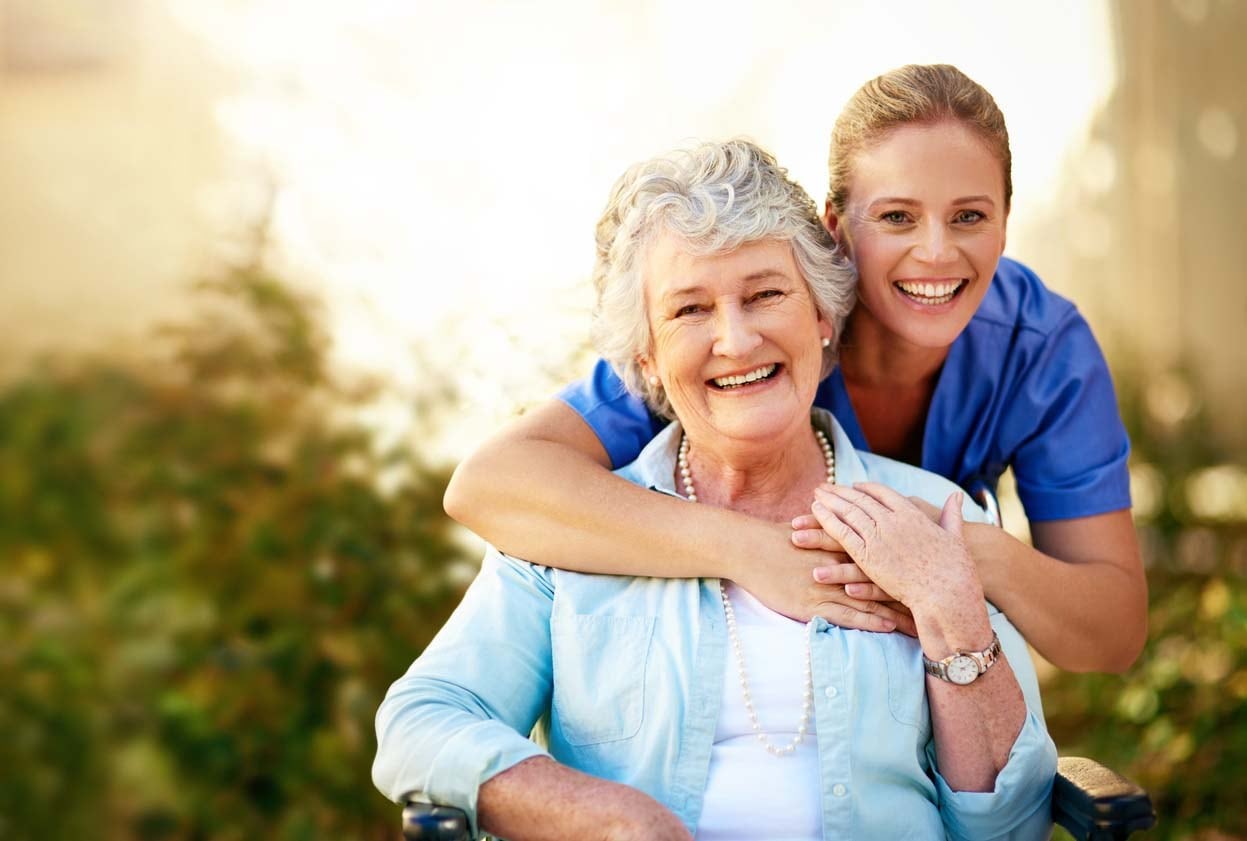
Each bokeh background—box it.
[1,1,1244,838]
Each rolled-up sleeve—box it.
[372,550,556,837]
[930,609,1058,840]
[933,708,1056,840]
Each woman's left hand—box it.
[809,482,980,616]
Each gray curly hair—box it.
[591,138,856,418]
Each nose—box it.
[913,221,957,264]
[713,305,763,358]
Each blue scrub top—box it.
[559,257,1132,522]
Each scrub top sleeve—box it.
[1008,313,1132,521]
[557,358,663,469]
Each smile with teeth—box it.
[895,279,966,305]
[712,363,777,389]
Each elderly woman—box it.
[374,140,1056,840]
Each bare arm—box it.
[444,398,908,631]
[478,756,691,841]
[795,504,1147,673]
[965,511,1147,673]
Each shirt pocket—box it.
[880,634,933,739]
[550,613,655,746]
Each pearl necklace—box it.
[677,427,835,757]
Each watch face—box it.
[946,654,980,685]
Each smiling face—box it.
[639,234,833,452]
[827,120,1008,353]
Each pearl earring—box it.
[821,337,831,348]
[648,375,660,387]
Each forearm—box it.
[479,756,691,841]
[917,605,1026,792]
[448,432,766,579]
[966,512,1147,673]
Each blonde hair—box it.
[591,139,856,418]
[828,64,1012,214]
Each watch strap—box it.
[922,632,1002,683]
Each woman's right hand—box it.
[731,521,916,635]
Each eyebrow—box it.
[662,270,792,302]
[866,195,997,211]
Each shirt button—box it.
[833,783,848,797]
[824,686,838,699]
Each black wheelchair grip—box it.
[1053,756,1156,841]
[402,797,470,841]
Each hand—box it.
[809,483,982,618]
[730,522,914,634]
[790,511,916,635]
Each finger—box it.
[906,495,942,521]
[880,601,918,637]
[791,513,821,530]
[844,582,891,601]
[819,483,893,523]
[809,501,867,558]
[810,563,871,586]
[939,491,964,538]
[809,557,854,581]
[818,593,917,631]
[813,486,880,535]
[850,481,916,514]
[814,601,898,633]
[791,527,845,551]
[891,612,918,637]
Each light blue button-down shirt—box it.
[373,410,1057,839]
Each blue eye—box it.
[954,209,986,224]
[880,211,911,224]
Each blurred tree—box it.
[0,269,472,839]
[1044,361,1247,841]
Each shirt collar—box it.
[614,407,867,494]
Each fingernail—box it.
[812,568,828,583]
[846,584,865,597]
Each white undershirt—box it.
[695,583,822,841]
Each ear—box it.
[822,201,849,256]
[821,200,839,238]
[637,354,655,381]
[816,315,835,348]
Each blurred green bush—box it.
[2,271,1242,839]
[1043,364,1247,841]
[0,270,472,839]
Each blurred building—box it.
[0,0,229,371]
[1026,0,1246,457]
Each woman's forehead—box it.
[643,236,801,295]
[847,121,1006,204]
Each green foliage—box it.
[1044,363,1247,841]
[3,271,1242,839]
[0,271,472,839]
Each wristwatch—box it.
[922,633,1002,685]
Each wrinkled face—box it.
[828,120,1008,352]
[639,234,833,450]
